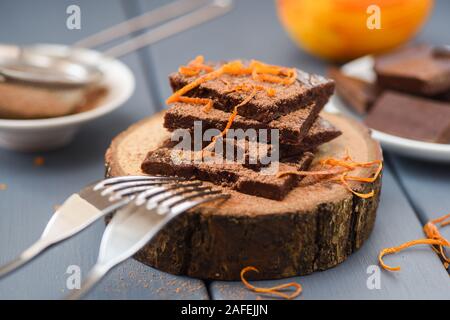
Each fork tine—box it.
[162,189,223,208]
[134,186,172,205]
[100,180,175,196]
[145,186,212,210]
[158,186,212,203]
[169,193,230,216]
[94,176,162,190]
[113,181,203,202]
[94,175,183,190]
[134,181,203,205]
[107,186,157,201]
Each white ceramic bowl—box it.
[0,44,135,152]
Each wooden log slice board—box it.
[105,112,383,280]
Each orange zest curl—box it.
[240,266,302,300]
[339,173,375,199]
[265,87,276,97]
[379,213,450,271]
[225,83,276,98]
[221,60,252,75]
[379,239,447,272]
[277,152,383,199]
[202,87,258,152]
[178,55,214,76]
[223,83,254,94]
[176,96,214,113]
[249,60,295,77]
[253,72,297,85]
[424,214,450,264]
[167,68,224,104]
[212,87,258,142]
[276,167,348,178]
[178,66,200,76]
[250,60,297,85]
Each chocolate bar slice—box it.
[164,105,341,158]
[244,116,342,159]
[158,137,272,171]
[164,101,322,144]
[141,147,314,200]
[365,91,450,143]
[280,117,342,156]
[222,117,342,159]
[202,122,339,169]
[374,44,450,96]
[169,62,334,123]
[328,67,379,114]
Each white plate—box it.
[0,44,135,152]
[325,55,450,163]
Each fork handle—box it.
[0,238,50,279]
[65,264,109,300]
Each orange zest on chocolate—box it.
[250,60,297,85]
[219,87,257,138]
[166,68,224,104]
[275,167,348,177]
[240,266,302,300]
[178,55,214,76]
[277,151,383,199]
[176,96,214,113]
[379,213,450,271]
[167,57,296,109]
[265,87,276,97]
[252,72,296,85]
[205,87,258,151]
[225,83,276,97]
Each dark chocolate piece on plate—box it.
[164,101,322,145]
[328,67,379,114]
[374,44,450,96]
[141,147,314,200]
[365,91,450,143]
[169,62,335,123]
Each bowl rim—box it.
[0,44,135,130]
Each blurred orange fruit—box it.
[276,0,434,61]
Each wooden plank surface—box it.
[388,156,450,226]
[209,166,450,300]
[387,155,450,273]
[0,0,208,299]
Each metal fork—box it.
[0,175,190,279]
[66,183,229,300]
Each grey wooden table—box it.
[0,0,449,300]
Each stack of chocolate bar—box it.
[142,60,341,200]
[329,44,450,143]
